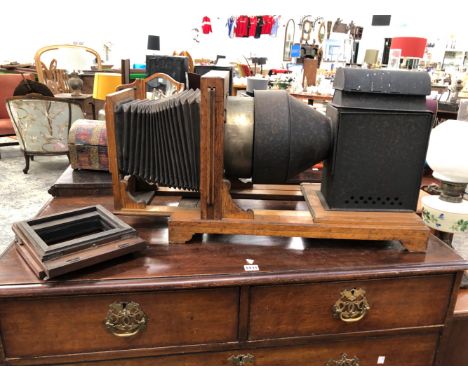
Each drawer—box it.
[80,332,438,365]
[0,287,238,358]
[249,275,453,340]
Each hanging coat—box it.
[202,16,212,34]
[235,15,249,37]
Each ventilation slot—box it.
[343,196,403,207]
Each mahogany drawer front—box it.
[80,332,438,366]
[249,275,453,340]
[0,287,238,358]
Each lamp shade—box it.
[363,49,379,65]
[93,73,122,100]
[390,37,427,58]
[147,35,160,51]
[426,119,468,183]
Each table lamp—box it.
[257,57,267,75]
[147,35,160,53]
[363,49,379,67]
[251,57,267,75]
[421,120,468,243]
[390,37,427,69]
[93,72,122,119]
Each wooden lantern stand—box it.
[105,72,429,252]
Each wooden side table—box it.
[55,93,96,119]
[48,166,112,197]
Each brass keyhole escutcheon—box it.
[326,353,360,366]
[332,288,370,323]
[105,301,147,337]
[228,353,255,366]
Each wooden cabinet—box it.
[81,333,439,366]
[249,275,453,340]
[437,289,468,365]
[0,195,466,365]
[0,288,239,358]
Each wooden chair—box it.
[117,72,185,99]
[40,60,70,94]
[34,45,103,94]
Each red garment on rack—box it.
[262,15,274,34]
[248,16,258,37]
[235,15,249,37]
[202,16,212,34]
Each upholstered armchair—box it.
[6,95,84,173]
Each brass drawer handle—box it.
[105,301,147,337]
[326,353,360,366]
[332,288,370,323]
[228,353,255,366]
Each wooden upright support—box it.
[199,72,253,221]
[199,73,224,219]
[121,59,130,85]
[105,88,137,211]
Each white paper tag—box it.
[377,356,385,365]
[244,264,260,272]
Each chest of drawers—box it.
[0,196,466,365]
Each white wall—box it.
[1,1,467,68]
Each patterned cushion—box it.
[68,119,108,171]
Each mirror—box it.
[283,19,296,62]
[317,22,326,44]
[300,19,313,44]
[326,21,333,39]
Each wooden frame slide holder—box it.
[12,205,146,279]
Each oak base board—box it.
[168,185,429,253]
